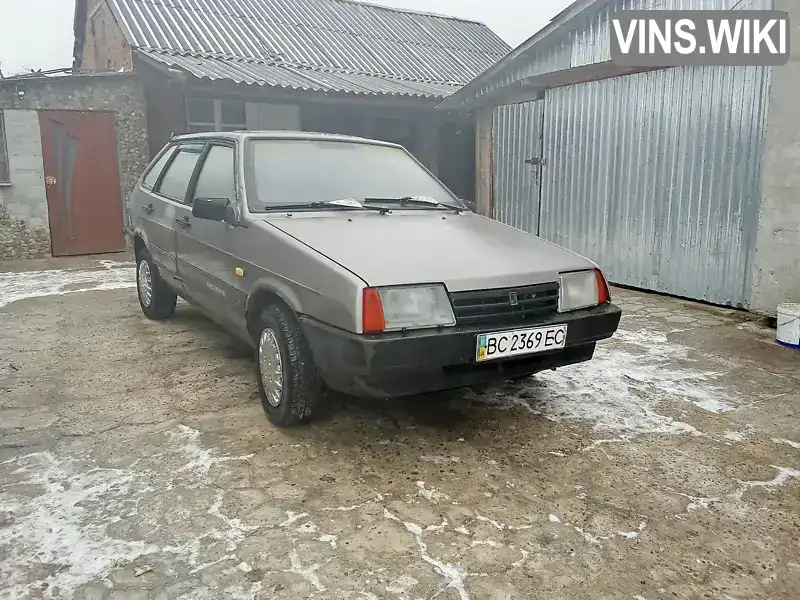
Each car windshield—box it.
[245,138,459,211]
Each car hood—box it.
[261,211,597,291]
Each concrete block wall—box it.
[0,110,51,259]
[750,0,800,315]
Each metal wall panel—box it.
[492,101,544,234]
[539,65,771,307]
[463,0,773,109]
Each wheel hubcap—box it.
[258,328,283,407]
[138,259,153,308]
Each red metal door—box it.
[39,111,126,256]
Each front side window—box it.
[244,139,455,211]
[193,145,235,202]
[156,143,204,202]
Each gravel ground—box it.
[0,258,798,600]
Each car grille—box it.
[449,282,559,328]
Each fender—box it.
[131,225,150,250]
[245,277,306,321]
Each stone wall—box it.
[0,73,148,260]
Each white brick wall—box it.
[0,109,48,229]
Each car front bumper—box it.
[299,303,623,399]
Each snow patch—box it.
[724,431,747,442]
[479,328,739,437]
[384,509,469,600]
[317,534,338,549]
[0,425,263,600]
[772,438,800,450]
[385,574,418,596]
[416,481,449,503]
[0,262,135,309]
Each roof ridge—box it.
[324,0,489,27]
[141,47,467,86]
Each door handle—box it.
[142,203,154,214]
[175,216,191,228]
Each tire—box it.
[255,304,324,427]
[136,250,177,321]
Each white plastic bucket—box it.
[777,303,800,349]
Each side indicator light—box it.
[362,288,386,333]
[595,269,610,304]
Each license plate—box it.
[476,324,568,362]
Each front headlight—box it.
[558,269,610,312]
[362,284,456,332]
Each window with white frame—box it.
[0,111,9,184]
[186,98,247,133]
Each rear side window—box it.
[141,147,175,189]
[156,143,205,202]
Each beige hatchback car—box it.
[127,131,621,427]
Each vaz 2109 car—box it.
[127,132,622,427]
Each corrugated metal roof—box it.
[106,0,510,98]
[139,49,464,97]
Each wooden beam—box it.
[474,107,493,218]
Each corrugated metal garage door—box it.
[539,65,770,308]
[492,101,544,235]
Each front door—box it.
[38,110,126,256]
[175,142,246,328]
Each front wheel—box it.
[136,251,177,320]
[256,304,325,427]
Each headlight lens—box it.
[364,284,456,332]
[559,270,605,312]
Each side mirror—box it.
[460,198,476,212]
[192,197,238,225]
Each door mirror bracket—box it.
[192,197,239,226]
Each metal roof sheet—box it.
[140,49,462,97]
[107,0,510,97]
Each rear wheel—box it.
[256,304,325,427]
[136,250,177,320]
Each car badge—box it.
[509,292,518,306]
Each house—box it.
[72,0,511,203]
[438,0,799,315]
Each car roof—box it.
[170,130,403,148]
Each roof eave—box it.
[435,0,612,110]
[133,48,461,103]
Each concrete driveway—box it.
[1,258,798,600]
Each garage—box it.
[440,0,799,315]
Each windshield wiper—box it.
[363,196,466,214]
[261,199,391,214]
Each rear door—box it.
[176,141,246,326]
[150,142,206,294]
[135,146,180,282]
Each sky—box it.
[0,0,574,76]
